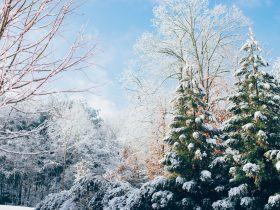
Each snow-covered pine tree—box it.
[158,66,219,209]
[163,66,214,177]
[215,29,280,210]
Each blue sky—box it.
[64,0,280,119]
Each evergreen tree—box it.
[163,66,215,178]
[159,66,219,209]
[215,29,280,210]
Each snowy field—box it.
[0,206,34,210]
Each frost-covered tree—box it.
[0,103,58,206]
[125,0,248,107]
[162,66,217,177]
[47,99,120,190]
[154,65,220,209]
[273,58,280,81]
[217,29,280,210]
[121,0,248,179]
[39,65,223,210]
[0,0,95,108]
[116,88,171,183]
[0,98,120,207]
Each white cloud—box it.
[68,91,120,122]
[88,94,119,121]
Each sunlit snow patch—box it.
[0,206,33,210]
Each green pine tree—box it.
[219,29,280,210]
[163,66,215,178]
[159,66,219,209]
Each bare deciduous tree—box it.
[125,0,249,106]
[0,0,95,108]
[121,0,249,177]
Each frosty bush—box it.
[212,199,234,210]
[228,184,248,201]
[151,191,174,209]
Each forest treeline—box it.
[36,30,280,210]
[0,0,280,210]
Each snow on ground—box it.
[0,206,34,210]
